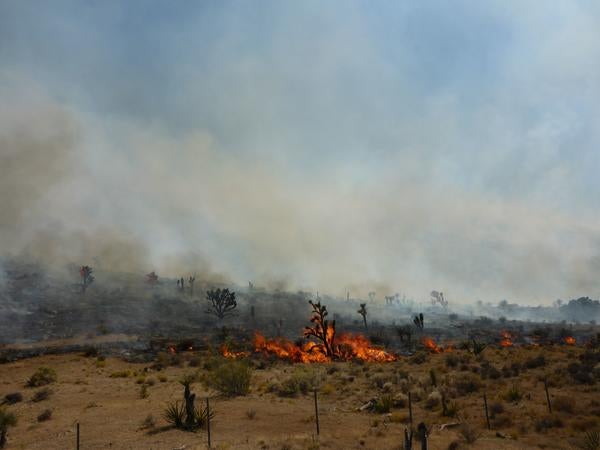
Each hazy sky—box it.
[2,1,600,304]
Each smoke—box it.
[2,3,600,303]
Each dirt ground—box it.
[0,345,598,450]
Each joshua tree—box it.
[79,265,94,294]
[163,374,213,431]
[396,325,413,344]
[368,291,376,302]
[206,288,237,320]
[0,407,17,448]
[188,276,196,295]
[304,300,336,358]
[413,313,424,331]
[357,303,368,330]
[430,290,448,308]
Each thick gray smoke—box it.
[2,2,600,304]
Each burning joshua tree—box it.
[79,265,94,294]
[206,288,237,320]
[357,303,368,330]
[304,300,336,358]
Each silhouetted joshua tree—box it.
[304,300,336,358]
[79,265,94,294]
[188,276,196,296]
[357,303,368,330]
[146,271,159,286]
[413,313,424,331]
[205,288,237,320]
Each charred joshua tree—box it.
[304,300,336,358]
[357,303,368,330]
[188,276,196,295]
[413,313,424,331]
[79,265,94,294]
[397,325,413,345]
[206,288,237,320]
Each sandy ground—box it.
[0,345,598,450]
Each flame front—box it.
[223,332,397,363]
[564,336,576,345]
[500,331,513,347]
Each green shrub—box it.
[204,360,252,396]
[277,367,322,397]
[27,367,57,387]
[502,384,523,403]
[374,395,393,413]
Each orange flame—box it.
[247,332,397,363]
[221,344,250,359]
[422,337,442,353]
[564,336,576,345]
[500,331,513,347]
[420,337,453,353]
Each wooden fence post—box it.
[543,378,552,413]
[76,422,80,450]
[314,389,320,436]
[206,397,211,448]
[408,391,413,429]
[483,393,491,430]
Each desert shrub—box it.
[158,375,168,383]
[32,388,52,403]
[535,414,564,432]
[145,377,156,386]
[502,384,523,403]
[480,362,501,380]
[524,355,546,370]
[37,409,52,422]
[0,407,17,447]
[445,354,459,368]
[246,409,256,420]
[204,360,252,396]
[136,376,146,385]
[141,414,155,430]
[410,352,428,365]
[95,358,106,368]
[454,373,481,396]
[491,413,513,428]
[188,356,202,368]
[573,430,600,450]
[110,370,133,378]
[2,393,22,405]
[489,401,504,417]
[277,367,322,397]
[139,384,149,399]
[374,394,393,413]
[458,422,480,444]
[27,367,57,387]
[442,396,459,417]
[82,347,98,357]
[393,393,408,408]
[568,362,595,385]
[553,395,576,413]
[501,362,521,378]
[425,391,441,410]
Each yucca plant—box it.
[575,431,600,450]
[163,401,185,429]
